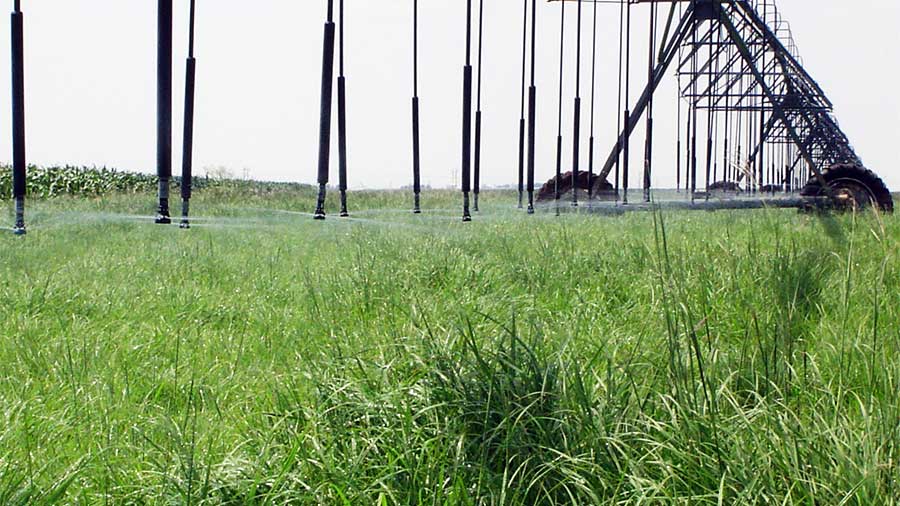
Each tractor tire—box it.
[801,164,893,213]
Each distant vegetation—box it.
[0,164,312,200]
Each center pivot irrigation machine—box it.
[5,0,894,234]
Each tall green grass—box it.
[0,191,898,504]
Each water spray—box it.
[10,0,26,235]
[180,0,197,229]
[156,0,173,224]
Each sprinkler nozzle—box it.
[179,199,191,229]
[13,196,26,235]
[156,180,171,224]
[340,190,349,217]
[463,192,472,222]
[314,184,327,220]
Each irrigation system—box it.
[5,0,894,234]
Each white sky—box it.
[0,0,897,191]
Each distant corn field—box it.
[0,165,313,200]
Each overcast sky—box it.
[0,0,897,191]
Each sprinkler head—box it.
[13,198,25,235]
[339,192,349,217]
[314,185,328,221]
[180,200,191,228]
[156,201,171,224]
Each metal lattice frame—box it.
[600,0,862,192]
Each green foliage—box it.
[0,191,899,504]
[0,164,313,200]
[0,164,157,198]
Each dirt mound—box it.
[536,172,616,202]
[709,181,743,192]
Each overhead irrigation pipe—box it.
[517,0,527,209]
[643,1,656,203]
[570,0,582,207]
[690,17,697,197]
[337,0,349,217]
[9,0,25,235]
[614,0,624,199]
[587,0,598,202]
[622,0,631,204]
[314,0,336,220]
[597,3,697,186]
[180,0,197,229]
[676,3,683,193]
[473,0,484,212]
[461,0,473,222]
[553,0,564,202]
[704,17,715,193]
[156,0,173,224]
[411,0,421,213]
[526,0,537,214]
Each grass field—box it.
[1,189,899,504]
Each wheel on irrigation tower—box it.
[536,171,616,202]
[800,164,894,213]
